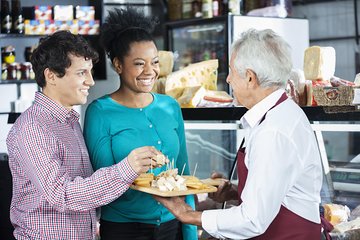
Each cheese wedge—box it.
[165,59,218,99]
[159,51,174,77]
[177,85,206,108]
[152,154,169,167]
[152,77,166,94]
[303,46,336,81]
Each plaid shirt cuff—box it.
[116,157,139,183]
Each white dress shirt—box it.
[202,89,323,239]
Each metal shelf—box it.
[0,80,36,84]
[182,106,360,122]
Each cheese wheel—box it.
[303,46,336,81]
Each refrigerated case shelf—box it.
[181,106,360,219]
[181,106,360,121]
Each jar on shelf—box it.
[7,62,17,80]
[20,62,32,80]
[1,45,16,64]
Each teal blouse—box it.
[83,93,197,240]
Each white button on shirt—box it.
[201,89,323,240]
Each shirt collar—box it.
[34,91,80,123]
[240,89,285,129]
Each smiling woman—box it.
[83,7,198,240]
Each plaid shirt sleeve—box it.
[15,121,138,212]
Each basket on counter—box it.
[313,85,357,106]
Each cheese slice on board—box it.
[303,46,336,81]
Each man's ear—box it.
[113,57,122,75]
[246,69,258,88]
[44,68,56,86]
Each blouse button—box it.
[139,108,143,111]
[157,140,161,145]
[149,124,153,128]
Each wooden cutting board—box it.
[130,183,217,197]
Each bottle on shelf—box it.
[202,0,213,18]
[1,0,12,34]
[11,0,24,34]
[191,0,202,18]
[168,0,182,21]
[212,0,222,17]
[182,0,193,19]
[222,0,229,15]
[228,0,242,15]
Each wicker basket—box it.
[313,85,355,106]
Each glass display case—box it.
[165,16,229,91]
[181,107,360,210]
[165,15,309,93]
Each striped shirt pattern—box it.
[6,92,138,240]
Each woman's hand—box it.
[127,146,161,174]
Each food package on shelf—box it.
[289,69,307,106]
[324,203,350,226]
[165,59,218,99]
[355,73,360,86]
[286,79,300,105]
[305,75,358,106]
[197,90,233,108]
[303,46,336,81]
[333,217,360,233]
[310,79,357,106]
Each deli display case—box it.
[165,15,309,92]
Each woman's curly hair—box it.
[100,7,159,63]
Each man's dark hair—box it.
[30,30,99,88]
[100,7,159,64]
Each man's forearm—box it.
[178,209,203,226]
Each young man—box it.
[155,29,323,239]
[6,30,160,240]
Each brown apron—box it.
[236,92,321,239]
